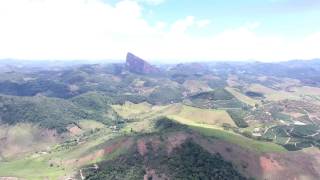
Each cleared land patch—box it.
[0,123,59,160]
[248,84,299,101]
[226,87,259,106]
[169,105,236,127]
[111,101,153,119]
[183,80,212,94]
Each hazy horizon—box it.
[0,0,319,62]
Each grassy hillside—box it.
[0,120,118,179]
[225,87,259,107]
[169,105,237,127]
[191,125,287,153]
[0,123,59,160]
[0,157,66,180]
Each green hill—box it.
[0,93,122,133]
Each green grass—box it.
[113,102,181,123]
[112,101,152,119]
[0,157,67,180]
[226,109,249,128]
[0,126,119,179]
[190,125,287,153]
[225,87,259,106]
[169,105,237,127]
[79,120,106,130]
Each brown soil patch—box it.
[102,137,133,158]
[166,132,189,153]
[64,149,105,167]
[195,135,262,179]
[259,156,283,172]
[77,149,105,166]
[137,136,162,156]
[260,150,320,180]
[195,131,320,180]
[68,125,82,135]
[65,137,133,167]
[137,139,148,156]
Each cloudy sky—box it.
[0,0,319,62]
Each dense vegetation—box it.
[226,109,249,128]
[0,93,122,133]
[0,95,85,132]
[190,89,234,101]
[188,88,246,109]
[147,86,184,104]
[85,152,145,180]
[166,140,246,180]
[85,139,246,180]
[155,117,188,131]
[0,80,72,98]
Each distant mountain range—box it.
[1,53,320,180]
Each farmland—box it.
[1,55,320,179]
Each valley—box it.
[1,53,320,179]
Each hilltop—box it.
[125,52,160,74]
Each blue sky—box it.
[141,0,320,38]
[0,0,319,62]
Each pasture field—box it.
[113,102,181,121]
[79,120,106,130]
[291,86,320,96]
[190,125,287,153]
[290,86,320,104]
[168,105,236,127]
[248,84,299,101]
[0,120,119,179]
[112,101,152,119]
[225,87,259,106]
[0,123,59,160]
[0,157,67,180]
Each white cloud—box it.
[170,16,195,34]
[136,0,165,6]
[0,0,319,62]
[196,19,211,29]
